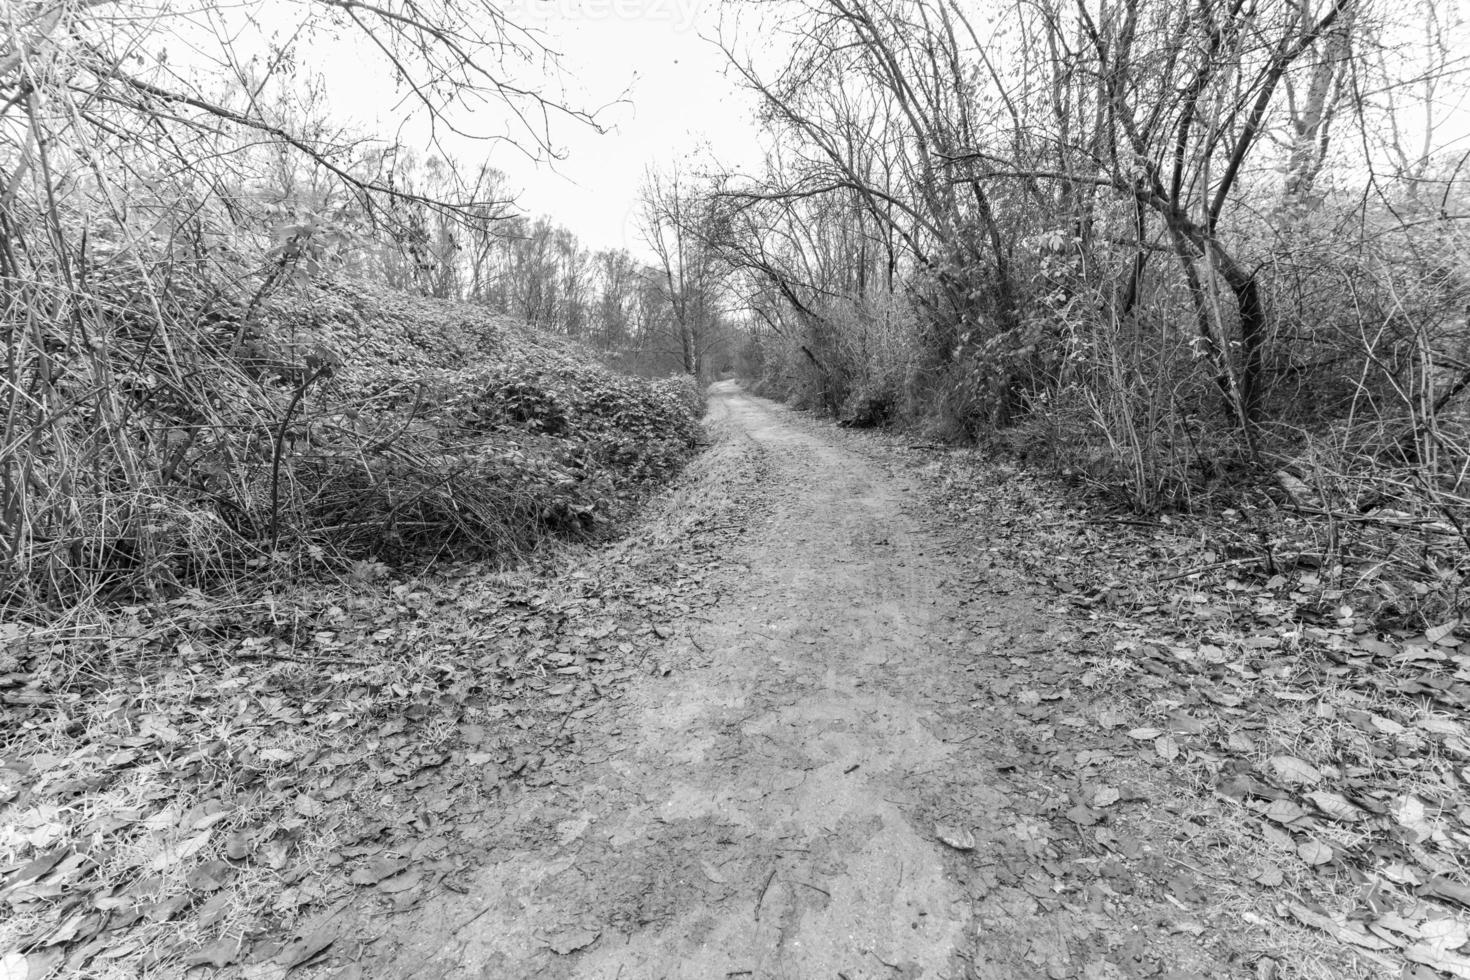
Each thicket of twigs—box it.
[2,256,702,617]
[0,1,707,622]
[699,0,1469,627]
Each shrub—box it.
[2,271,704,616]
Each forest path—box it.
[355,382,1232,980]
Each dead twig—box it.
[1283,502,1458,532]
[229,641,370,668]
[1146,556,1265,584]
[753,868,778,921]
[450,905,494,936]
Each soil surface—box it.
[7,384,1460,979]
[349,382,1247,979]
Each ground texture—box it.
[337,383,1399,979]
[6,382,1468,979]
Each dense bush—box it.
[710,0,1468,625]
[1,269,703,615]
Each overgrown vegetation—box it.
[670,0,1470,627]
[4,263,702,614]
[0,2,705,620]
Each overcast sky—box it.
[217,0,1470,263]
[202,0,771,259]
[503,1,769,257]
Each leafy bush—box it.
[2,270,704,615]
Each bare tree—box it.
[0,0,601,602]
[639,165,734,379]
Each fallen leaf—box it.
[1420,877,1470,910]
[1287,903,1393,951]
[1382,862,1425,887]
[1426,620,1460,645]
[184,938,245,969]
[1286,902,1339,934]
[1090,785,1121,808]
[1419,716,1466,738]
[197,892,232,929]
[226,832,252,860]
[4,850,65,890]
[1066,804,1099,827]
[1226,732,1255,752]
[1155,735,1179,761]
[935,824,975,851]
[185,859,233,891]
[38,910,97,947]
[259,835,294,870]
[144,895,190,924]
[1264,799,1308,825]
[193,809,233,831]
[376,870,421,894]
[1339,927,1396,952]
[1128,728,1163,740]
[1394,796,1435,842]
[274,926,335,970]
[293,795,324,818]
[148,831,211,871]
[1297,840,1334,865]
[1406,944,1470,979]
[1371,715,1407,735]
[1307,791,1363,823]
[1269,756,1322,786]
[1421,918,1470,954]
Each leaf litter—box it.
[0,443,747,977]
[877,439,1470,980]
[7,396,1466,978]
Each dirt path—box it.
[355,382,1237,979]
[2,383,1446,978]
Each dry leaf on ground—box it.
[935,824,975,851]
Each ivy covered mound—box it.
[10,270,703,608]
[235,278,704,562]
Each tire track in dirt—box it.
[355,382,1233,979]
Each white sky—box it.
[504,2,768,255]
[292,0,771,259]
[190,0,1470,260]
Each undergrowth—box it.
[2,266,704,624]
